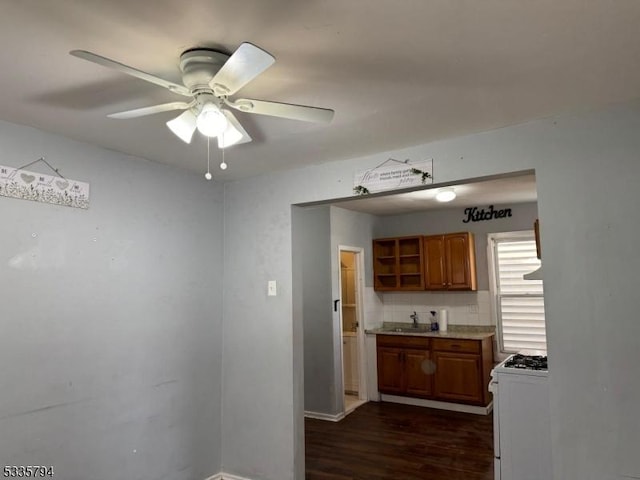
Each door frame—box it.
[337,245,368,406]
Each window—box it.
[489,231,546,353]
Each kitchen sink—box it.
[384,327,430,333]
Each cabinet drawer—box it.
[432,338,480,354]
[376,334,430,349]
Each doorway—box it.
[338,246,367,414]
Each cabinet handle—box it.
[450,344,461,349]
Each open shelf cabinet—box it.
[373,236,425,291]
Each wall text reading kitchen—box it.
[463,205,512,223]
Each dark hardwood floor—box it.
[305,401,494,480]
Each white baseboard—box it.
[205,473,255,480]
[380,394,493,415]
[304,410,346,422]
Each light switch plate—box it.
[268,280,277,296]
[468,304,479,314]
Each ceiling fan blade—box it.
[219,110,252,148]
[209,43,275,96]
[108,102,191,119]
[226,98,334,123]
[166,110,198,143]
[70,50,192,97]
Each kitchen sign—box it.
[353,158,433,194]
[463,205,512,223]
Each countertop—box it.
[365,323,495,341]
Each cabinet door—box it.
[404,350,433,397]
[423,235,446,290]
[376,347,404,394]
[433,351,483,404]
[445,233,476,290]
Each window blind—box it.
[495,238,546,352]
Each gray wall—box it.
[330,206,378,289]
[328,206,377,414]
[0,120,223,480]
[222,102,640,480]
[292,206,335,415]
[374,202,539,290]
[294,205,377,418]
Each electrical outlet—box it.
[268,280,277,296]
[468,304,479,314]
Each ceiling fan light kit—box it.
[70,42,335,158]
[195,103,228,137]
[166,110,198,143]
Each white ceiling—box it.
[332,173,537,216]
[1,1,640,181]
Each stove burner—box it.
[504,354,548,370]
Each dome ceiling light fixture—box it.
[435,187,456,202]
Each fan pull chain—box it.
[205,137,212,180]
[220,133,228,170]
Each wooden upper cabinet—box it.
[424,232,477,291]
[446,233,477,290]
[423,235,446,290]
[373,236,424,291]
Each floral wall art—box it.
[0,164,90,209]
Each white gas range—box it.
[489,353,551,480]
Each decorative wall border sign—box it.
[0,164,90,209]
[353,158,433,195]
[463,205,512,223]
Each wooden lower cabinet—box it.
[376,336,432,398]
[404,350,433,397]
[377,335,494,406]
[377,347,405,394]
[432,351,482,403]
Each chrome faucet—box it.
[410,311,419,328]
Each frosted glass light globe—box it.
[196,104,228,137]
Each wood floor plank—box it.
[305,401,494,480]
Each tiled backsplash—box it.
[362,287,385,330]
[378,291,493,327]
[359,288,493,330]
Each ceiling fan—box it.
[69,43,335,148]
